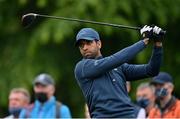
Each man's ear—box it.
[48,85,55,96]
[97,40,102,49]
[168,83,174,94]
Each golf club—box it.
[22,13,166,35]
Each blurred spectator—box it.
[148,72,180,118]
[84,104,90,119]
[5,88,30,119]
[19,73,71,118]
[136,82,156,117]
[126,81,146,119]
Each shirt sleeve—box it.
[75,40,146,79]
[60,105,72,118]
[122,46,163,81]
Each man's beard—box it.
[82,50,97,59]
[83,54,96,59]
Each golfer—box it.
[74,25,163,118]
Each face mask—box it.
[9,107,22,117]
[35,92,48,103]
[155,88,168,99]
[136,98,150,108]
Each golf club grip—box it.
[160,30,166,35]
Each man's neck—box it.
[95,52,102,59]
[14,114,19,118]
[95,55,102,59]
[146,102,155,113]
[160,94,172,108]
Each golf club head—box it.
[22,13,37,28]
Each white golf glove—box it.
[140,25,153,35]
[153,26,162,34]
[140,25,164,40]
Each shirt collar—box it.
[158,96,176,112]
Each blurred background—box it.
[0,0,180,117]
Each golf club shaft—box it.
[36,14,141,30]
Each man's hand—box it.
[153,26,162,34]
[152,26,163,47]
[140,25,164,46]
[140,25,153,39]
[140,25,153,45]
[143,38,150,45]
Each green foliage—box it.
[0,0,180,117]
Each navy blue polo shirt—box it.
[74,40,163,118]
